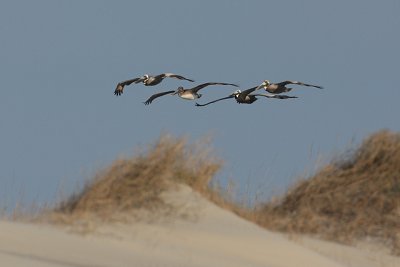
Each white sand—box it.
[0,185,398,267]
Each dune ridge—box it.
[1,131,399,266]
[257,130,400,255]
[0,184,383,267]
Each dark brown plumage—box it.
[256,80,323,94]
[196,86,297,106]
[143,82,239,105]
[114,73,194,96]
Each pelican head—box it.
[262,80,271,87]
[143,74,150,81]
[231,89,242,96]
[172,86,185,95]
[257,80,270,90]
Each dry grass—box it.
[45,134,222,224]
[255,130,400,255]
[18,130,400,255]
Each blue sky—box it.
[1,1,399,207]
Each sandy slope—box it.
[0,185,398,267]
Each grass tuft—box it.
[255,130,400,255]
[46,134,222,223]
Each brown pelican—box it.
[195,86,297,106]
[143,82,239,105]
[256,80,323,94]
[114,73,194,96]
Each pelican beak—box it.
[256,83,264,90]
[171,91,178,95]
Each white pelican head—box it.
[262,80,271,87]
[257,80,271,90]
[231,89,241,96]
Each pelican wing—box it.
[253,93,298,99]
[195,95,234,107]
[191,82,239,93]
[235,86,258,102]
[143,90,175,105]
[163,73,195,82]
[240,86,258,97]
[114,77,144,96]
[277,81,323,89]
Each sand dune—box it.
[0,185,398,267]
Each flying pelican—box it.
[256,80,323,94]
[195,86,297,106]
[114,73,194,96]
[143,82,239,105]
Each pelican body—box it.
[256,80,323,94]
[114,73,194,96]
[143,82,239,105]
[195,86,297,107]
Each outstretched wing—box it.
[143,90,175,105]
[163,73,195,82]
[191,82,239,93]
[195,95,234,107]
[277,81,323,89]
[253,93,298,99]
[114,77,144,96]
[240,86,258,97]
